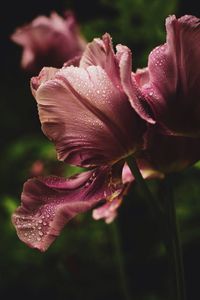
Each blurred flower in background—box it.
[11,11,86,73]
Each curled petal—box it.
[141,15,200,136]
[116,44,155,124]
[12,166,123,251]
[134,68,150,87]
[31,65,144,167]
[80,33,154,125]
[80,33,121,88]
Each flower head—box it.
[11,11,86,73]
[31,33,145,167]
[12,34,146,251]
[133,15,200,137]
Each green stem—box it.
[164,178,186,300]
[126,156,162,217]
[111,221,132,300]
[126,157,186,300]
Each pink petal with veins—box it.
[31,63,144,167]
[12,166,123,251]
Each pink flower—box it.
[12,34,146,251]
[11,11,86,73]
[131,15,200,137]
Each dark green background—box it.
[1,1,200,299]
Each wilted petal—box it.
[11,11,86,73]
[12,166,123,251]
[31,65,144,167]
[141,15,200,136]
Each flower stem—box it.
[126,156,162,217]
[164,177,186,300]
[126,157,186,300]
[111,221,132,300]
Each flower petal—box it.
[142,15,200,136]
[134,68,150,87]
[92,198,122,224]
[116,44,155,124]
[80,33,121,88]
[31,65,144,167]
[12,166,123,251]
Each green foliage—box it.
[82,0,177,67]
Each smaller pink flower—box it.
[11,11,86,73]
